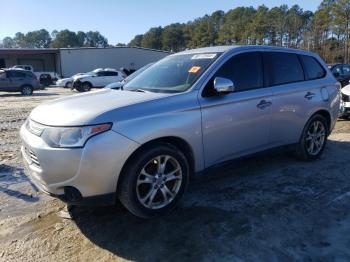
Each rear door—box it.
[266,52,326,145]
[94,71,108,87]
[199,51,273,167]
[8,71,27,91]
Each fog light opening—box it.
[64,186,82,202]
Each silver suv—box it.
[0,69,41,95]
[20,46,340,218]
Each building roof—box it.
[0,46,171,55]
[0,48,59,55]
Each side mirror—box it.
[333,72,340,77]
[214,77,235,93]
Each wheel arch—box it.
[20,84,33,89]
[117,136,195,193]
[310,109,332,135]
[82,81,93,87]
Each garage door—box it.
[17,59,45,71]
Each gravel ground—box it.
[0,87,350,261]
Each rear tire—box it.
[21,85,33,96]
[294,114,328,161]
[118,143,190,219]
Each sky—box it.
[0,0,321,45]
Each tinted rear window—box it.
[265,52,304,86]
[8,71,27,78]
[300,55,326,80]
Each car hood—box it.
[342,84,350,96]
[30,89,168,126]
[57,77,72,82]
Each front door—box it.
[199,52,273,167]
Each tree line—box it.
[1,1,350,63]
[129,0,350,64]
[1,29,108,48]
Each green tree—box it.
[76,31,86,46]
[2,37,16,48]
[50,30,80,48]
[141,27,163,49]
[331,0,350,62]
[128,34,143,47]
[85,31,108,47]
[162,23,185,51]
[13,32,26,48]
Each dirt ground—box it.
[1,87,350,261]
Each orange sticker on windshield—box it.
[189,66,201,73]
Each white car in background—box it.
[340,83,350,119]
[56,73,86,88]
[73,68,125,92]
[105,63,154,90]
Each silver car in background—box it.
[20,46,340,218]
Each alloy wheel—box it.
[305,120,326,156]
[22,86,32,95]
[136,155,182,209]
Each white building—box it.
[0,47,170,77]
[59,47,170,77]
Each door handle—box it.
[257,100,272,109]
[305,92,315,100]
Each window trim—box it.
[298,55,326,81]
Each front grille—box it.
[25,147,41,167]
[342,93,350,102]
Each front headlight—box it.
[41,123,112,148]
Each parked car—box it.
[339,82,350,119]
[11,65,60,86]
[0,68,41,95]
[21,46,340,218]
[72,68,124,92]
[56,73,86,88]
[328,64,350,87]
[104,63,154,90]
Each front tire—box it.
[81,82,92,92]
[65,81,72,88]
[118,144,190,219]
[294,114,328,161]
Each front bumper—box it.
[340,100,350,116]
[20,124,139,204]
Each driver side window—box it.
[203,52,263,97]
[97,71,106,77]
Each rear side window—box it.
[215,52,263,92]
[342,65,350,75]
[264,52,304,86]
[300,55,326,80]
[8,71,27,78]
[105,71,119,76]
[97,71,106,76]
[26,72,36,79]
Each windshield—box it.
[124,53,220,93]
[124,63,154,83]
